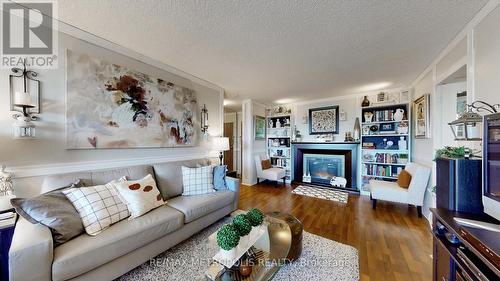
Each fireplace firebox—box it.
[291,142,359,190]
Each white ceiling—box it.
[56,0,488,111]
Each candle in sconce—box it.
[13,92,33,106]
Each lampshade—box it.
[13,92,34,107]
[213,137,230,151]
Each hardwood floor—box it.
[238,182,432,281]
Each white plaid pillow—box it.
[63,178,130,236]
[182,166,215,196]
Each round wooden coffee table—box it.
[266,212,303,262]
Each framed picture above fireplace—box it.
[309,105,339,135]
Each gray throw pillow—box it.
[213,165,228,190]
[11,180,85,246]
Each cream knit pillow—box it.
[114,174,165,219]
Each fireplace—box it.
[303,154,345,185]
[291,142,359,190]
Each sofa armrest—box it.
[9,217,53,281]
[226,177,240,211]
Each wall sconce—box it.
[449,101,499,141]
[201,104,209,137]
[9,59,40,139]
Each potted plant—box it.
[216,224,240,260]
[246,208,264,227]
[398,154,408,164]
[245,208,264,241]
[232,214,252,248]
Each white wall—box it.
[1,24,224,197]
[475,3,500,104]
[291,96,360,142]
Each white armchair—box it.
[369,162,431,217]
[255,155,286,187]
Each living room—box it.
[0,1,499,281]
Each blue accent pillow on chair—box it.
[213,165,228,190]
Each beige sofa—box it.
[8,159,240,281]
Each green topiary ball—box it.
[246,208,264,227]
[217,224,240,251]
[232,214,252,236]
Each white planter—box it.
[238,234,250,250]
[219,248,237,262]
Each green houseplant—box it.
[434,146,466,160]
[246,208,264,227]
[232,214,252,237]
[216,224,240,251]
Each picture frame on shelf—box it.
[379,123,395,134]
[254,115,266,140]
[413,94,431,139]
[309,105,339,135]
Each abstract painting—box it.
[309,106,339,134]
[66,49,198,149]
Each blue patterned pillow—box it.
[213,165,228,190]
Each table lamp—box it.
[213,137,230,165]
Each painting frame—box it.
[308,105,339,135]
[254,115,266,140]
[413,94,431,139]
[65,49,199,149]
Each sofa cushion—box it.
[261,168,286,181]
[167,190,234,223]
[11,180,85,246]
[370,179,409,204]
[153,158,210,199]
[41,165,154,194]
[52,205,183,281]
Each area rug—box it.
[117,217,359,281]
[292,185,349,203]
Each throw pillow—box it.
[182,165,215,196]
[261,159,272,170]
[397,170,412,188]
[114,174,165,219]
[213,165,228,190]
[11,180,86,246]
[63,178,130,236]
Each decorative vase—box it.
[393,108,405,121]
[353,117,361,141]
[398,137,407,150]
[364,112,374,123]
[397,122,409,134]
[239,264,252,277]
[362,96,370,107]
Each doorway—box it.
[223,122,234,172]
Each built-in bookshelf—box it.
[266,114,292,182]
[360,101,411,194]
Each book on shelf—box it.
[363,164,403,178]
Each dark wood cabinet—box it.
[431,208,499,281]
